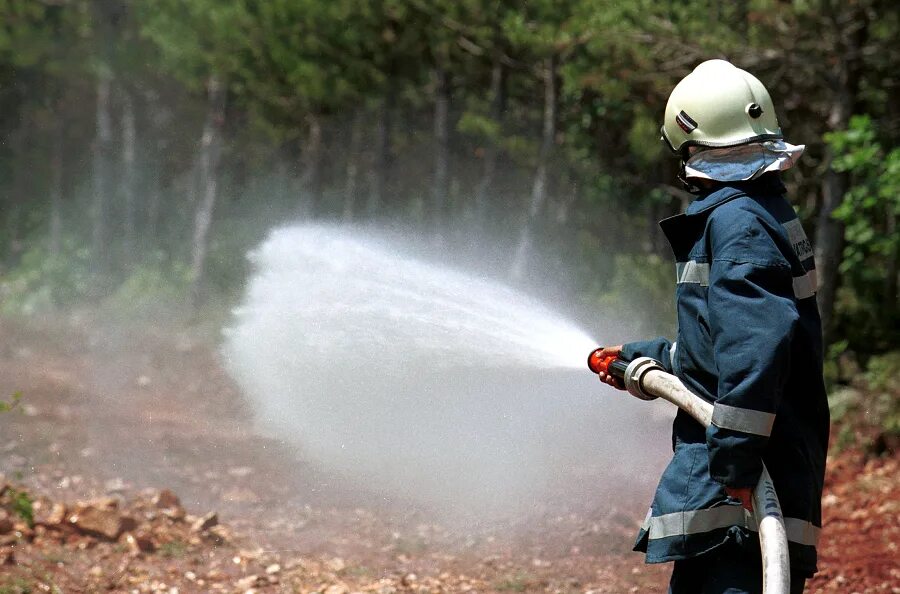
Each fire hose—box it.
[588,350,791,594]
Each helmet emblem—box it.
[675,110,698,134]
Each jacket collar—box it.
[658,174,786,256]
[685,173,786,217]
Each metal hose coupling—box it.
[622,357,664,401]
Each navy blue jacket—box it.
[622,174,828,577]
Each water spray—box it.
[223,224,669,516]
[587,348,791,594]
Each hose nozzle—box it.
[587,347,629,382]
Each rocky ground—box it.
[0,315,896,593]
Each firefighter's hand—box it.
[725,486,754,512]
[596,345,625,390]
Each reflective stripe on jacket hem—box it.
[784,518,821,547]
[645,507,820,547]
[711,403,775,436]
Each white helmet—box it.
[661,59,782,155]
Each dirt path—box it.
[0,315,896,593]
[0,316,669,592]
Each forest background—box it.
[0,0,898,438]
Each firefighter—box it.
[597,59,828,593]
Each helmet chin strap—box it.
[677,160,705,195]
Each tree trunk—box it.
[121,89,138,264]
[885,210,898,323]
[5,126,27,269]
[431,66,451,236]
[369,87,394,217]
[733,0,748,38]
[91,72,113,272]
[814,162,847,339]
[49,111,64,257]
[142,89,167,251]
[554,174,577,226]
[189,74,226,311]
[343,109,364,221]
[473,56,506,232]
[299,113,323,217]
[813,5,867,342]
[510,55,557,281]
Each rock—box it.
[13,521,34,540]
[204,525,229,545]
[326,557,346,573]
[227,466,254,478]
[46,503,68,526]
[126,532,156,554]
[401,573,417,587]
[235,575,263,589]
[0,510,13,535]
[69,503,137,541]
[265,563,281,575]
[0,547,15,565]
[162,506,186,521]
[154,489,186,520]
[105,478,128,493]
[153,489,181,510]
[191,512,218,533]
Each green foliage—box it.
[6,488,34,528]
[0,241,196,319]
[0,243,92,315]
[0,391,22,414]
[457,111,502,141]
[137,0,249,89]
[0,0,896,360]
[580,253,676,339]
[0,577,34,594]
[865,352,900,441]
[826,386,857,424]
[104,259,192,314]
[495,571,535,592]
[827,350,900,452]
[823,339,850,386]
[826,115,900,350]
[158,539,187,558]
[628,109,664,167]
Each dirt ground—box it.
[0,315,896,593]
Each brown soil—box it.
[0,315,896,593]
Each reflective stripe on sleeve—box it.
[711,403,776,436]
[647,506,748,540]
[676,261,709,286]
[646,508,820,548]
[783,219,815,261]
[677,255,818,300]
[793,268,818,300]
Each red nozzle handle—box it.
[587,348,629,382]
